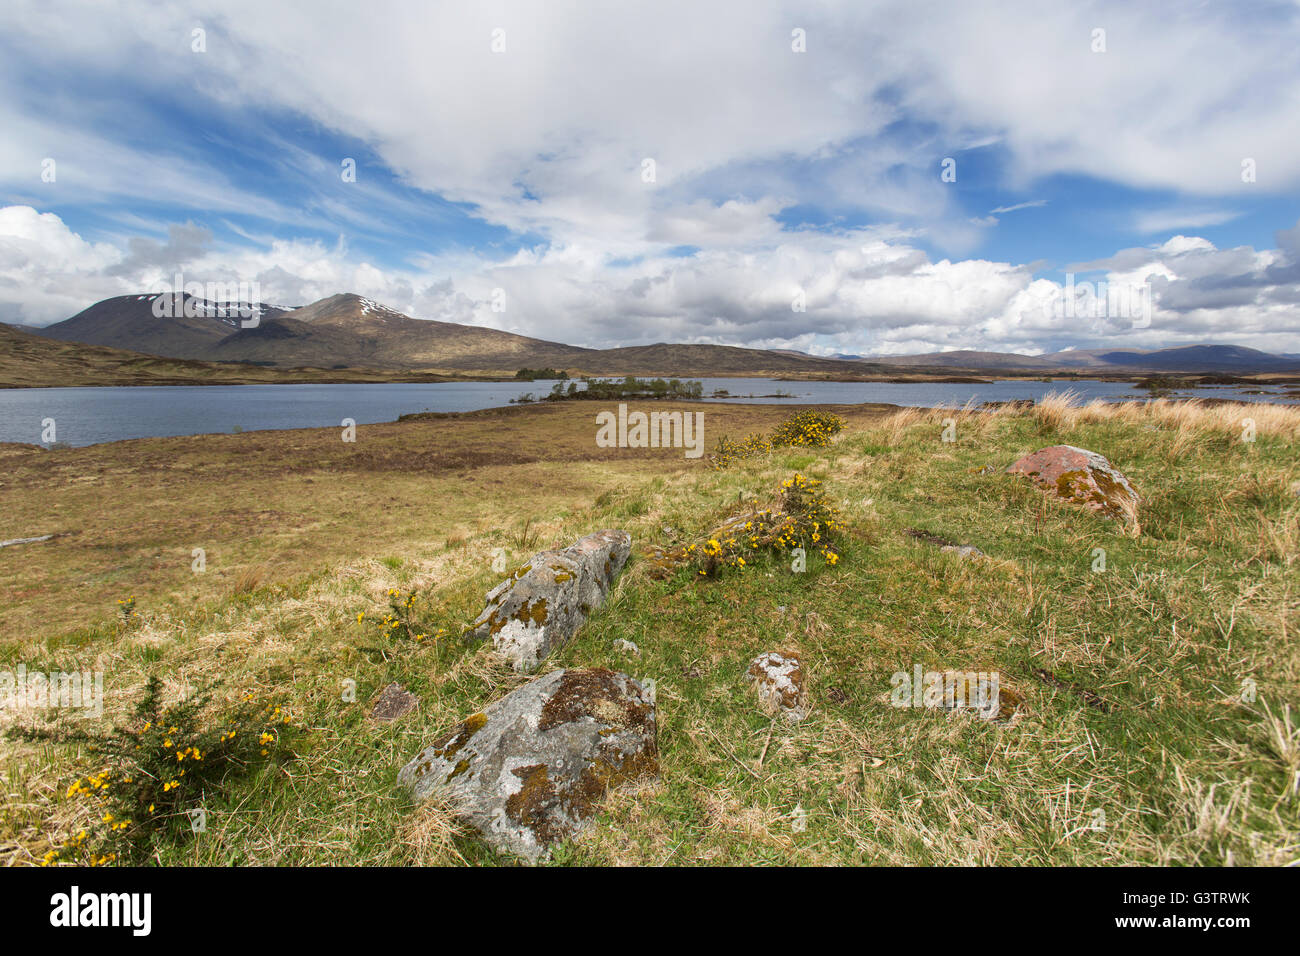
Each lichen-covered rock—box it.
[1007,445,1140,528]
[466,530,632,672]
[747,651,808,722]
[397,667,657,862]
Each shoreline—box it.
[5,388,1300,451]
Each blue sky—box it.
[1,0,1298,355]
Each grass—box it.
[1,396,1297,866]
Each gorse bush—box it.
[689,473,842,575]
[115,595,137,632]
[770,409,847,448]
[11,676,296,865]
[358,588,446,644]
[710,409,846,469]
[709,432,773,469]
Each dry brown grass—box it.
[1030,391,1300,441]
[0,401,889,642]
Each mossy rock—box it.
[465,530,632,672]
[1007,445,1140,530]
[397,668,658,862]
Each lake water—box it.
[2,378,1294,447]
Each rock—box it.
[466,530,632,672]
[613,638,640,656]
[397,667,657,862]
[0,533,60,549]
[905,528,984,558]
[747,651,808,722]
[1006,445,1140,528]
[370,681,418,722]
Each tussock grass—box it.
[2,398,1297,865]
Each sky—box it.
[1,0,1299,356]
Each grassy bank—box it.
[1,397,1296,866]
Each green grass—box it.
[3,400,1296,866]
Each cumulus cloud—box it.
[5,205,1300,355]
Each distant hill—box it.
[1083,345,1300,373]
[871,345,1300,373]
[23,291,1300,377]
[873,349,1064,370]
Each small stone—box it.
[906,528,984,558]
[613,638,640,656]
[747,651,808,722]
[370,681,418,722]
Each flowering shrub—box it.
[689,473,842,575]
[11,677,296,865]
[357,588,447,644]
[770,409,847,448]
[115,595,138,632]
[709,410,846,469]
[708,432,773,470]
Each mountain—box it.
[0,321,483,388]
[32,292,880,376]
[35,293,297,360]
[873,349,1064,370]
[1082,345,1300,373]
[25,291,1300,377]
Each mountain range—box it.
[12,291,1300,379]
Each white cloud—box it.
[1,2,1298,352]
[4,205,1299,356]
[990,200,1047,215]
[5,0,1296,249]
[1134,209,1241,234]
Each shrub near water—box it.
[709,432,773,469]
[770,409,846,448]
[710,409,846,469]
[11,676,296,865]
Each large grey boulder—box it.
[466,530,632,672]
[397,667,657,862]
